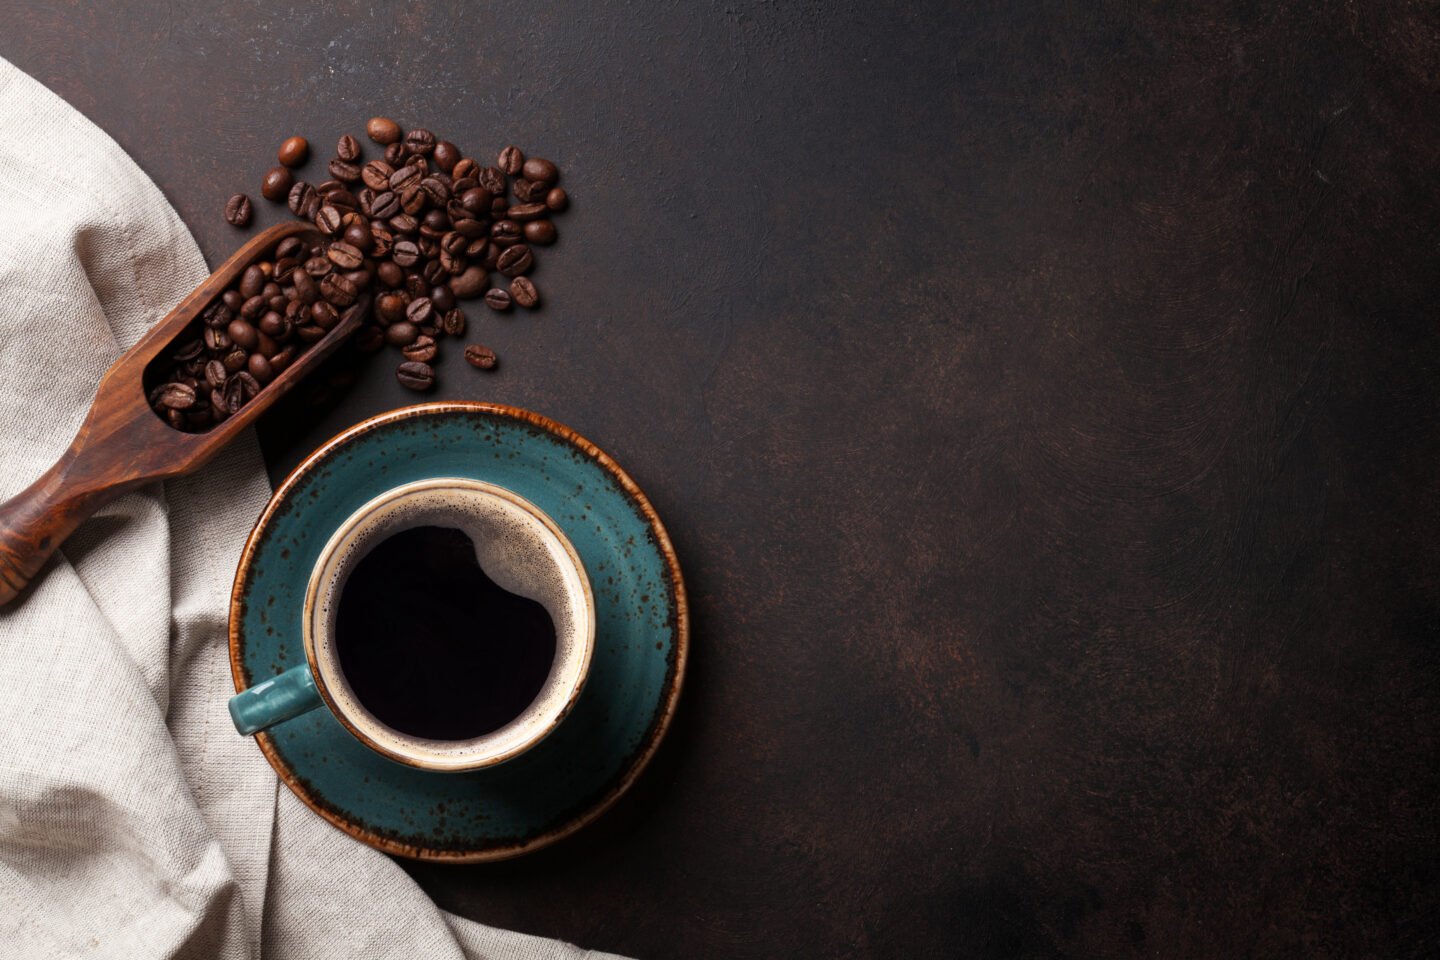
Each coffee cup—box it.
[228,476,594,772]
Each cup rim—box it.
[301,476,595,772]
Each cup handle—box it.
[228,663,323,736]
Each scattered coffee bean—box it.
[396,360,435,390]
[367,117,402,144]
[521,157,558,185]
[402,336,438,363]
[161,125,572,429]
[524,220,557,245]
[261,166,294,202]
[278,136,309,167]
[464,344,498,369]
[497,244,534,277]
[441,308,467,336]
[404,128,437,156]
[336,134,362,162]
[224,193,253,227]
[288,181,318,217]
[510,277,539,308]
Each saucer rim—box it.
[228,401,689,862]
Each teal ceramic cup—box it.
[228,476,595,772]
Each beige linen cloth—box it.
[0,58,625,960]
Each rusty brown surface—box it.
[3,2,1438,956]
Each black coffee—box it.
[334,525,556,740]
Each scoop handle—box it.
[0,446,123,606]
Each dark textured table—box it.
[4,2,1438,956]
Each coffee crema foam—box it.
[306,478,593,769]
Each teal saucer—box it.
[229,403,688,861]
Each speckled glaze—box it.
[229,403,687,861]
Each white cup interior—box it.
[304,478,593,771]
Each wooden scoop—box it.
[0,222,360,607]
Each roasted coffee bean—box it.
[326,241,364,269]
[497,244,534,277]
[311,301,340,329]
[433,141,461,172]
[224,193,253,226]
[376,260,404,289]
[273,258,299,283]
[507,199,544,220]
[203,326,232,352]
[296,323,327,343]
[222,346,249,373]
[464,344,498,369]
[389,213,419,234]
[247,353,274,384]
[521,157,558,185]
[228,318,259,351]
[270,345,297,374]
[491,196,510,218]
[511,178,546,202]
[375,291,408,324]
[385,321,419,347]
[293,270,319,303]
[172,339,204,364]
[368,190,400,219]
[336,133,361,162]
[362,159,394,190]
[390,164,424,192]
[453,216,486,239]
[395,360,435,390]
[403,128,436,155]
[400,184,427,215]
[383,141,406,166]
[484,288,512,311]
[524,219,557,245]
[457,187,487,215]
[239,265,265,298]
[278,136,309,167]
[498,145,523,176]
[342,222,373,252]
[321,272,359,306]
[156,382,197,410]
[328,158,362,183]
[368,116,401,144]
[304,255,333,278]
[210,388,230,420]
[261,166,294,202]
[326,188,358,211]
[452,157,479,180]
[440,308,466,336]
[419,176,450,206]
[510,276,539,308]
[430,284,457,312]
[421,259,446,285]
[288,180,318,216]
[391,239,421,267]
[545,187,568,212]
[259,311,290,339]
[314,205,344,235]
[491,219,521,246]
[449,265,488,299]
[402,335,437,363]
[473,165,502,194]
[204,359,229,389]
[240,295,266,321]
[405,296,434,325]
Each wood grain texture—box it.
[1,1,1437,956]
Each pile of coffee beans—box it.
[148,118,567,431]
